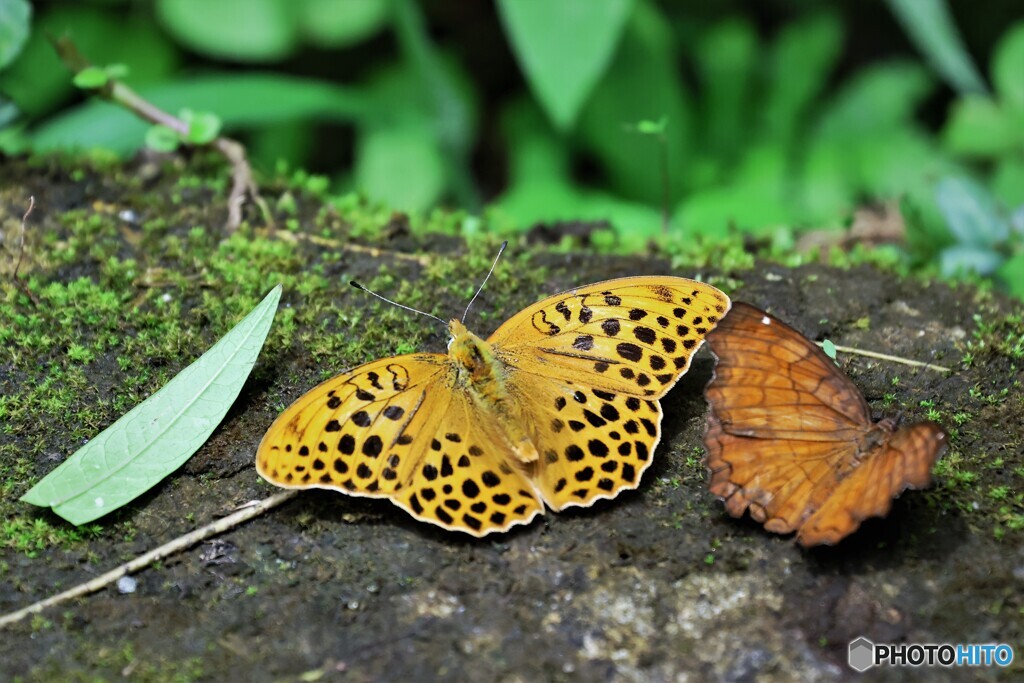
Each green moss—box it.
[1,518,102,557]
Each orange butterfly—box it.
[258,275,731,536]
[703,302,947,546]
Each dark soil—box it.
[1,156,1021,682]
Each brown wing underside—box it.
[705,302,872,442]
[797,421,946,546]
[703,302,948,546]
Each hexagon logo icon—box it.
[848,637,875,672]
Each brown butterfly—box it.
[703,302,947,546]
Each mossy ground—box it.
[0,155,1021,681]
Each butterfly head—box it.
[447,319,500,382]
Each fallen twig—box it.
[51,36,272,233]
[819,341,952,373]
[274,230,433,266]
[0,490,298,628]
[9,197,41,306]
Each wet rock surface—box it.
[1,159,1021,681]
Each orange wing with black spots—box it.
[702,302,947,547]
[257,355,544,536]
[491,276,731,400]
[258,275,731,537]
[496,276,730,510]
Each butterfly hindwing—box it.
[391,397,545,536]
[705,411,859,534]
[797,422,946,545]
[506,375,662,511]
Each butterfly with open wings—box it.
[258,273,731,537]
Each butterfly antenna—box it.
[350,281,448,327]
[462,240,508,323]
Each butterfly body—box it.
[703,302,947,547]
[446,319,539,464]
[258,276,731,537]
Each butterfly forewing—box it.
[490,277,731,399]
[257,354,450,493]
[705,302,871,442]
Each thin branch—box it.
[10,196,40,306]
[273,231,432,265]
[0,491,298,629]
[818,342,952,373]
[51,36,272,233]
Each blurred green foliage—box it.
[0,0,1022,298]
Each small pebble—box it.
[117,576,137,594]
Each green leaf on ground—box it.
[497,0,633,130]
[20,285,283,525]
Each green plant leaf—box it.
[72,66,109,90]
[943,95,1024,156]
[20,285,282,525]
[180,108,222,144]
[144,124,181,152]
[156,0,298,62]
[996,249,1024,299]
[497,0,633,130]
[30,73,373,155]
[355,123,445,212]
[0,5,179,118]
[0,0,31,71]
[885,0,986,95]
[992,21,1024,110]
[694,19,757,160]
[576,0,693,204]
[0,94,18,127]
[993,157,1024,208]
[816,62,933,138]
[901,183,957,264]
[299,0,390,48]
[935,176,1009,247]
[939,244,1004,277]
[761,12,842,144]
[631,117,667,135]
